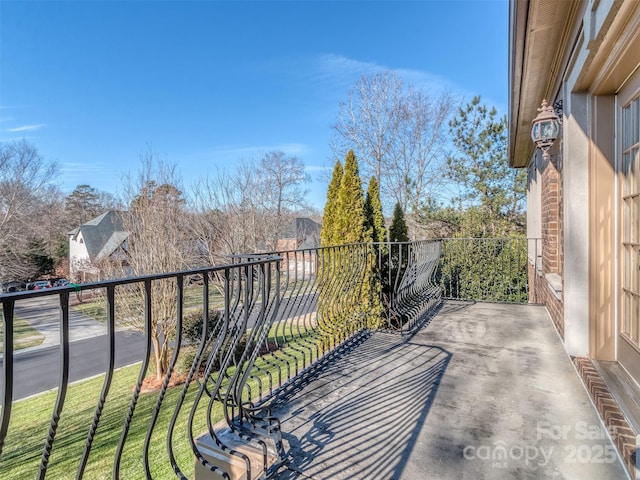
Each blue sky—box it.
[0,0,508,209]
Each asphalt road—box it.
[2,295,146,400]
[2,291,318,401]
[0,330,145,400]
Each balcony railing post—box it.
[0,299,15,457]
[38,291,71,479]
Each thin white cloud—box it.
[316,53,383,77]
[294,54,383,93]
[204,143,310,159]
[309,54,507,114]
[256,52,476,113]
[396,67,460,93]
[61,162,112,176]
[8,124,45,132]
[256,53,381,95]
[313,54,497,100]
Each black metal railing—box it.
[528,238,542,274]
[377,240,442,329]
[0,241,442,479]
[436,237,529,303]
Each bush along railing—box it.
[436,237,529,303]
[0,241,442,480]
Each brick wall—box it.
[541,157,561,275]
[545,283,564,339]
[529,154,565,339]
[529,262,565,339]
[557,157,564,278]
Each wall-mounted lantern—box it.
[531,99,561,160]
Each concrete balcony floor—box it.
[270,301,630,479]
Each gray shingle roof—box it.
[280,217,321,248]
[70,211,128,262]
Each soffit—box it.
[509,0,581,168]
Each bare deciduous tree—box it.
[101,150,195,380]
[258,151,309,249]
[332,72,404,187]
[190,150,310,265]
[332,71,458,218]
[0,140,59,281]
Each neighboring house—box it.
[276,217,321,251]
[276,217,322,276]
[68,211,129,282]
[509,0,640,474]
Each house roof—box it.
[70,211,129,262]
[280,217,322,249]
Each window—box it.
[621,96,640,346]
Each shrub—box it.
[182,309,222,345]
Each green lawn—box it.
[70,278,315,326]
[0,362,220,479]
[0,316,44,354]
[71,284,226,324]
[0,325,325,479]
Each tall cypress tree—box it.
[364,176,386,244]
[363,176,386,327]
[386,202,410,328]
[389,202,409,242]
[335,150,366,244]
[320,160,343,246]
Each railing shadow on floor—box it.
[268,313,452,479]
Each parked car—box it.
[30,280,53,290]
[0,281,25,293]
[54,278,70,287]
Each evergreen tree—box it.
[318,151,370,337]
[65,184,101,226]
[446,95,526,236]
[364,176,386,244]
[26,238,55,278]
[385,202,411,328]
[389,202,409,242]
[334,150,366,244]
[320,160,343,246]
[363,176,386,327]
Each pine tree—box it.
[334,150,366,244]
[389,202,409,242]
[65,184,101,226]
[446,95,526,236]
[386,202,410,327]
[320,160,343,246]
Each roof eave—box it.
[508,0,582,168]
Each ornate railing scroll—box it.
[379,240,442,332]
